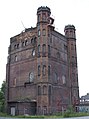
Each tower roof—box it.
[37,6,51,14]
[64,25,75,31]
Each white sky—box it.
[0,0,89,97]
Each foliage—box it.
[1,112,89,118]
[0,80,6,113]
[63,105,75,117]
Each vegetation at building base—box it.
[0,112,89,118]
[0,81,6,113]
[62,105,89,118]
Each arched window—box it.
[43,85,47,95]
[43,44,46,52]
[48,66,50,77]
[38,86,41,95]
[13,78,16,87]
[32,49,35,56]
[31,37,36,45]
[49,85,52,95]
[38,45,40,57]
[38,45,40,53]
[42,29,46,36]
[15,55,17,61]
[38,14,40,22]
[42,44,46,56]
[22,42,25,47]
[62,75,66,84]
[54,72,58,80]
[38,65,41,76]
[48,45,51,56]
[38,30,41,36]
[14,44,17,49]
[17,44,19,49]
[25,40,28,46]
[42,13,46,21]
[43,65,46,75]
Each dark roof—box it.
[37,6,51,14]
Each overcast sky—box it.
[0,0,89,97]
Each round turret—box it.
[37,6,51,25]
[64,25,76,39]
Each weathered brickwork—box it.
[6,6,79,115]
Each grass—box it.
[63,112,89,118]
[1,112,89,118]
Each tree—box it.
[0,81,6,112]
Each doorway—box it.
[11,107,15,116]
[30,102,37,115]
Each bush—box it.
[63,105,75,117]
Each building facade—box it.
[79,93,89,112]
[6,6,79,115]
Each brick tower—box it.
[64,25,79,108]
[6,6,79,115]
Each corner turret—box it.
[64,25,76,39]
[37,6,51,25]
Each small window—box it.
[38,45,40,57]
[42,29,46,36]
[31,38,34,44]
[42,44,46,52]
[25,40,28,46]
[49,85,52,95]
[31,37,36,44]
[42,13,46,21]
[62,75,66,84]
[38,30,41,36]
[43,85,47,95]
[38,45,40,52]
[38,14,40,22]
[48,66,50,76]
[13,78,16,87]
[54,72,58,80]
[32,49,35,56]
[15,55,17,61]
[48,45,51,56]
[38,86,41,95]
[14,44,17,49]
[17,44,19,49]
[22,42,25,47]
[71,44,74,50]
[38,65,41,76]
[43,65,46,75]
[42,44,46,56]
[29,72,34,82]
